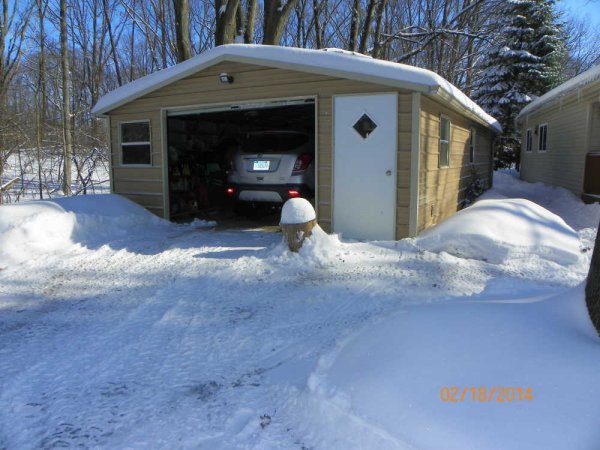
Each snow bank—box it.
[52,194,169,244]
[280,198,316,224]
[188,218,217,229]
[0,195,168,266]
[416,198,581,265]
[483,171,600,231]
[296,284,600,450]
[0,202,76,265]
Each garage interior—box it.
[166,99,316,225]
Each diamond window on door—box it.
[353,113,378,139]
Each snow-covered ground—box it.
[0,171,599,449]
[1,148,110,204]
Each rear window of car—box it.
[242,132,308,153]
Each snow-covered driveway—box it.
[1,172,599,449]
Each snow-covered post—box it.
[280,198,317,252]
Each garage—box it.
[165,99,315,222]
[92,44,500,240]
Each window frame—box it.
[469,126,476,164]
[119,120,152,166]
[525,128,533,153]
[439,115,451,168]
[537,123,548,153]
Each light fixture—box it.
[219,72,234,84]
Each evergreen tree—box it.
[473,0,565,169]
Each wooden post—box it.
[281,218,317,252]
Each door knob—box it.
[386,170,392,176]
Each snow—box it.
[298,284,600,450]
[92,44,501,132]
[416,198,582,265]
[517,63,600,119]
[0,173,598,449]
[481,170,600,231]
[280,198,316,224]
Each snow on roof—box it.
[92,44,501,132]
[517,64,600,120]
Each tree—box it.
[586,221,600,334]
[173,0,192,61]
[263,0,302,45]
[473,0,565,169]
[60,0,73,195]
[0,0,29,199]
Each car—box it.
[226,130,315,211]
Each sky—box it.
[559,0,600,25]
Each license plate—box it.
[253,160,270,171]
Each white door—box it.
[333,93,397,240]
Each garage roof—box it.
[517,63,600,120]
[92,44,501,132]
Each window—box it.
[121,121,151,165]
[469,127,476,164]
[439,116,451,167]
[538,124,547,152]
[525,128,533,153]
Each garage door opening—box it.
[166,99,316,226]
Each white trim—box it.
[409,92,421,237]
[119,120,153,166]
[160,109,170,219]
[469,126,476,164]
[161,95,318,221]
[537,123,548,152]
[106,117,114,193]
[439,114,451,168]
[525,128,533,153]
[166,97,312,116]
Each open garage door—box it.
[165,99,316,225]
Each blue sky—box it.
[559,0,600,25]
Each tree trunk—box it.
[103,0,123,85]
[586,220,600,334]
[60,0,72,196]
[173,0,192,62]
[215,0,241,45]
[244,0,257,43]
[348,0,360,51]
[371,0,387,58]
[312,0,322,48]
[263,0,300,45]
[358,0,377,54]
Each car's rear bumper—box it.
[227,183,314,203]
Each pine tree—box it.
[473,0,565,169]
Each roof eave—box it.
[91,52,436,116]
[434,87,502,133]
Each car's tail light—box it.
[293,153,312,173]
[288,190,300,198]
[226,187,235,197]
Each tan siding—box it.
[591,103,600,153]
[417,95,494,232]
[519,82,600,195]
[108,60,413,231]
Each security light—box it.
[219,72,234,84]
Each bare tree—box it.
[0,0,30,197]
[263,0,301,45]
[173,0,192,61]
[60,0,73,195]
